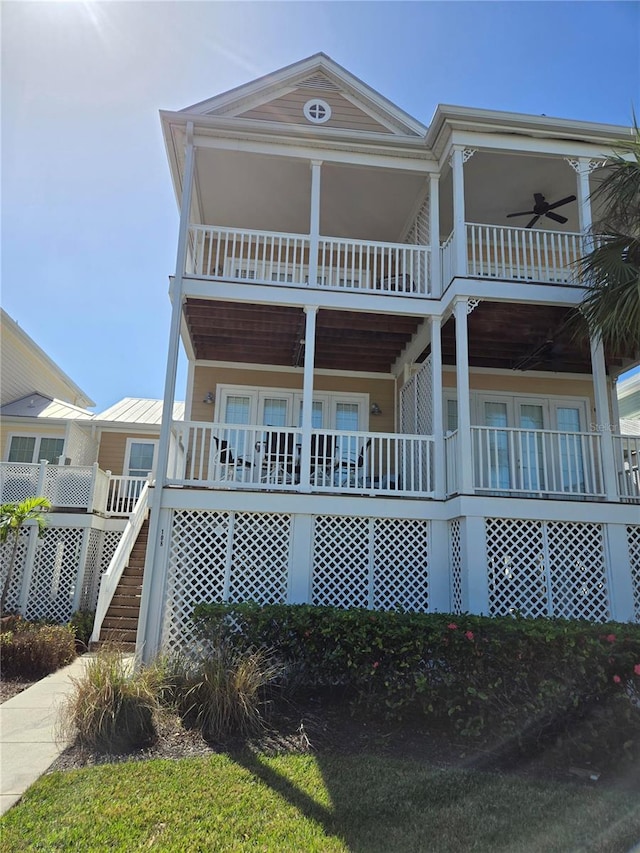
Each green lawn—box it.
[2,753,639,852]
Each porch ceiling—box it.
[440,302,624,373]
[184,299,421,372]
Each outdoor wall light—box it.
[371,403,383,416]
[203,392,214,404]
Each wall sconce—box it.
[370,402,382,416]
[203,392,214,404]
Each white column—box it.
[451,148,467,277]
[462,516,490,615]
[430,316,445,499]
[138,122,196,663]
[308,160,322,287]
[605,523,635,622]
[454,298,473,493]
[575,158,593,235]
[289,515,313,603]
[72,527,92,612]
[590,336,618,501]
[429,174,441,295]
[428,519,451,612]
[299,306,318,492]
[609,376,621,432]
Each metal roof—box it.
[94,398,184,426]
[0,394,93,420]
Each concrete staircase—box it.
[97,519,149,651]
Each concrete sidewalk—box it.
[0,655,91,815]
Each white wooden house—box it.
[87,54,639,659]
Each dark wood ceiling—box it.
[185,298,626,374]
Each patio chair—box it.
[211,436,252,483]
[259,431,297,484]
[334,437,372,488]
[309,434,336,486]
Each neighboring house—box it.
[0,311,184,633]
[618,372,640,420]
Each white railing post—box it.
[429,174,440,295]
[86,461,100,513]
[18,521,40,616]
[431,316,445,499]
[36,460,48,499]
[299,306,318,492]
[72,528,92,613]
[454,298,473,493]
[308,160,322,287]
[590,337,619,501]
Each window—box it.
[303,99,331,124]
[125,440,157,477]
[7,435,64,464]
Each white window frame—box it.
[4,433,66,464]
[124,438,158,478]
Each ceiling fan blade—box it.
[526,215,541,229]
[533,193,545,206]
[506,211,534,218]
[547,194,576,211]
[545,211,568,224]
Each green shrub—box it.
[68,610,95,650]
[60,647,159,753]
[164,642,282,741]
[1,622,77,677]
[192,603,640,764]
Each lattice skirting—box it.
[449,519,462,614]
[0,526,123,622]
[485,518,609,621]
[628,525,640,622]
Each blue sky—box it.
[2,1,639,411]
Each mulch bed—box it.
[0,678,37,704]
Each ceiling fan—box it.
[507,192,576,229]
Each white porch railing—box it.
[471,426,604,497]
[171,421,434,497]
[613,435,640,501]
[0,462,147,516]
[466,223,582,284]
[440,231,455,291]
[90,482,150,648]
[186,225,432,296]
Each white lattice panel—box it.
[485,518,609,621]
[547,522,608,621]
[313,516,429,611]
[80,529,102,611]
[449,519,462,613]
[313,516,370,608]
[47,468,93,508]
[228,513,290,604]
[162,510,291,654]
[65,422,99,465]
[0,464,40,503]
[399,358,433,437]
[373,518,429,611]
[628,526,640,622]
[25,527,84,622]
[486,519,549,618]
[0,528,30,612]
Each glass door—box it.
[482,401,511,490]
[516,402,545,492]
[552,404,586,493]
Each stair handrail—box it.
[90,481,150,647]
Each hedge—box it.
[192,603,640,764]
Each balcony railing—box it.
[466,223,582,285]
[0,462,147,517]
[470,426,604,497]
[171,421,434,497]
[613,435,640,501]
[187,225,433,295]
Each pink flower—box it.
[606,634,616,643]
[613,675,621,684]
[372,661,379,669]
[465,631,474,640]
[634,664,640,676]
[447,623,458,630]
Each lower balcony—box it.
[170,422,640,503]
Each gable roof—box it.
[180,53,427,138]
[0,393,93,421]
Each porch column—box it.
[575,158,593,236]
[308,160,322,287]
[590,336,618,501]
[138,121,196,663]
[454,298,474,494]
[299,306,318,492]
[430,315,445,499]
[429,174,441,296]
[451,147,468,278]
